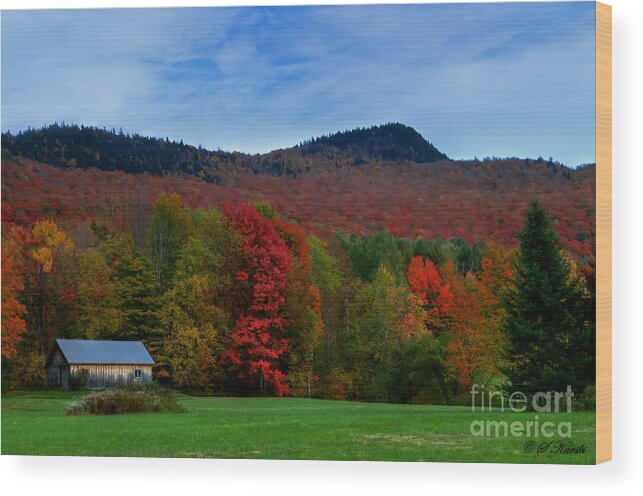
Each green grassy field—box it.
[1,391,595,463]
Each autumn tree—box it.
[1,230,27,358]
[3,220,75,388]
[439,260,503,392]
[22,220,75,356]
[162,273,227,393]
[271,218,323,397]
[407,256,453,333]
[252,199,279,219]
[306,234,343,378]
[76,247,120,339]
[223,204,291,396]
[160,213,235,391]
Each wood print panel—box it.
[595,1,612,464]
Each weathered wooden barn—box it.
[46,339,155,390]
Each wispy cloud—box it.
[2,3,596,165]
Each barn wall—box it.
[61,366,69,390]
[46,348,67,386]
[47,367,58,386]
[69,364,153,389]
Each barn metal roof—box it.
[54,339,155,365]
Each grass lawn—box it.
[1,391,595,464]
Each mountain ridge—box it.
[297,123,448,163]
[3,122,453,184]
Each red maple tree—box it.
[223,204,291,396]
[407,256,453,332]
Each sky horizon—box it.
[2,3,596,166]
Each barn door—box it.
[61,366,69,391]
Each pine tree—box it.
[116,247,162,342]
[504,201,595,397]
[100,235,163,360]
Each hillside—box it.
[1,123,448,184]
[298,123,448,163]
[1,152,596,259]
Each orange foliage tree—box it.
[271,216,322,397]
[1,230,27,358]
[23,220,75,356]
[442,243,515,390]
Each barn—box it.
[46,339,155,390]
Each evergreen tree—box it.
[109,239,163,359]
[504,201,595,397]
[89,223,164,365]
[339,230,406,282]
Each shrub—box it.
[576,384,596,411]
[6,351,46,390]
[66,383,185,415]
[68,369,89,391]
[324,368,355,400]
[1,357,12,393]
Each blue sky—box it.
[2,2,596,166]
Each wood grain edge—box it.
[595,1,612,465]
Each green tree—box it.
[349,265,425,401]
[111,239,163,359]
[389,333,445,404]
[147,193,193,289]
[191,207,241,314]
[308,234,342,295]
[339,230,405,282]
[160,222,233,391]
[252,199,279,219]
[282,260,323,397]
[504,201,595,397]
[307,235,352,395]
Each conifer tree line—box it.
[1,123,449,184]
[1,197,596,404]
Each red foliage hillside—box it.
[1,156,595,258]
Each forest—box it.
[1,154,595,259]
[1,192,596,403]
[1,124,596,403]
